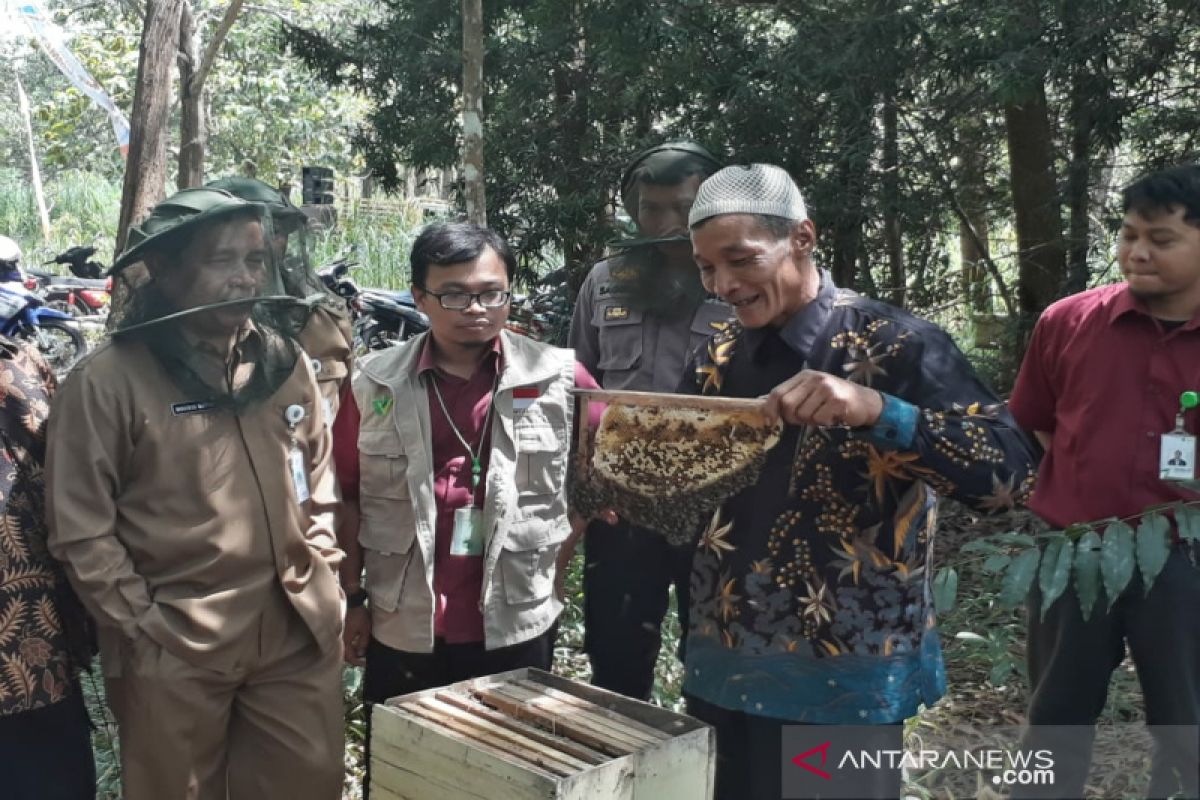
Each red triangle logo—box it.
[791,741,833,780]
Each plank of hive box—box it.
[434,691,609,765]
[497,682,663,748]
[411,696,589,775]
[470,685,639,757]
[396,699,573,777]
[476,683,655,752]
[511,680,671,742]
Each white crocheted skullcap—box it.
[688,163,808,228]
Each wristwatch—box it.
[346,587,369,609]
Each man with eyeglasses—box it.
[330,221,602,792]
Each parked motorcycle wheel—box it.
[356,319,406,353]
[29,319,87,374]
[46,297,95,317]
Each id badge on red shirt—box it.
[1160,432,1196,481]
[450,506,484,556]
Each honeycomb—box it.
[571,403,782,545]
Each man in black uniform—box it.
[568,142,728,698]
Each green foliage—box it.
[308,205,427,290]
[1178,504,1200,541]
[1037,535,1074,618]
[940,500,1198,622]
[4,1,368,193]
[1073,529,1103,620]
[931,566,958,614]
[0,168,121,264]
[1100,520,1136,608]
[1135,513,1171,596]
[998,546,1040,607]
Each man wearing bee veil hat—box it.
[568,141,730,700]
[45,187,345,800]
[207,175,354,420]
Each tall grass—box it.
[0,169,433,289]
[0,169,121,268]
[309,202,431,290]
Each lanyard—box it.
[429,370,500,503]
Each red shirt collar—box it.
[1106,284,1200,332]
[416,334,504,376]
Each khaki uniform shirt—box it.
[297,304,354,422]
[46,330,343,674]
[568,258,731,391]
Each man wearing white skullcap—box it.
[677,164,1039,798]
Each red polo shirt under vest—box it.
[334,337,600,644]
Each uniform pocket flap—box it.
[359,429,404,456]
[501,518,570,552]
[358,523,417,555]
[515,424,562,452]
[314,357,349,382]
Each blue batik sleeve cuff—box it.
[859,392,917,450]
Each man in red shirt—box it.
[1010,164,1200,798]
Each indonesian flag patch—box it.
[513,386,540,413]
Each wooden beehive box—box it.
[371,667,715,800]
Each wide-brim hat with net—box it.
[688,163,808,228]
[111,187,266,275]
[206,176,307,233]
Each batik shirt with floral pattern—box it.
[0,339,77,716]
[681,274,1038,723]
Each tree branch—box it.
[900,113,1017,316]
[190,0,244,95]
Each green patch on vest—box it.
[373,396,394,417]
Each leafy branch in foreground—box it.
[935,488,1200,620]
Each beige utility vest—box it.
[352,329,575,652]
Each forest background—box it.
[3,0,1199,797]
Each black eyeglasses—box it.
[424,289,511,310]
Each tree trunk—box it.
[1063,85,1093,296]
[960,214,991,310]
[550,5,600,291]
[461,0,486,225]
[111,0,185,330]
[881,91,904,307]
[957,126,991,312]
[828,148,870,291]
[1004,83,1066,318]
[116,0,185,254]
[828,88,875,292]
[177,0,204,189]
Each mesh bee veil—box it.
[111,188,310,413]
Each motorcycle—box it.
[316,257,429,352]
[0,283,87,374]
[27,246,111,318]
[505,267,572,345]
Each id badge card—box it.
[450,506,485,556]
[1160,432,1196,481]
[289,446,311,503]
